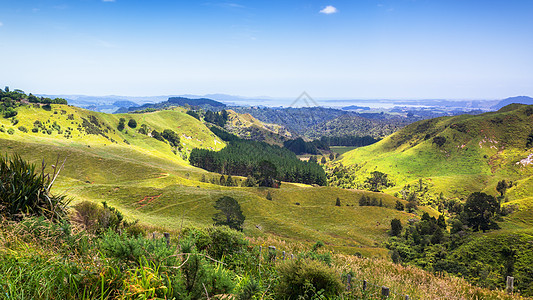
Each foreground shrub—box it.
[276,259,343,300]
[73,201,140,235]
[99,230,175,266]
[0,154,68,221]
[183,226,248,258]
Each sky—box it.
[0,0,532,100]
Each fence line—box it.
[150,235,516,299]
[258,245,415,300]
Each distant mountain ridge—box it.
[491,96,533,110]
[116,97,226,113]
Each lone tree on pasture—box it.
[213,196,245,231]
[496,180,509,197]
[365,171,392,192]
[127,118,137,128]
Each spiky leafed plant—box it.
[0,154,68,221]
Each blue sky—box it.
[0,0,532,99]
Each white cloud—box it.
[320,5,337,14]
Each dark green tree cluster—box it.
[385,192,523,293]
[151,130,165,142]
[209,126,241,142]
[186,110,201,120]
[283,138,319,155]
[1,87,67,107]
[527,132,533,148]
[189,140,327,186]
[358,195,383,207]
[317,135,379,147]
[117,118,126,131]
[203,110,229,127]
[432,136,447,147]
[127,118,137,128]
[161,129,181,148]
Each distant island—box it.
[342,105,371,111]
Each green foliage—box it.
[266,191,273,200]
[284,137,318,155]
[204,109,229,127]
[2,107,17,118]
[390,218,402,236]
[236,276,263,300]
[162,128,181,148]
[275,259,343,300]
[318,135,379,147]
[186,110,201,120]
[127,118,137,128]
[151,129,164,142]
[0,252,93,299]
[99,230,175,266]
[365,171,393,192]
[138,123,149,135]
[464,192,500,232]
[190,140,327,186]
[335,197,341,206]
[213,196,246,231]
[232,106,409,139]
[0,154,68,221]
[73,201,138,235]
[358,194,382,207]
[496,180,509,197]
[187,226,249,262]
[432,136,446,147]
[209,125,241,142]
[117,117,126,131]
[527,132,533,148]
[7,128,14,135]
[395,200,405,211]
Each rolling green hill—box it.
[0,102,421,258]
[2,98,533,298]
[339,104,533,199]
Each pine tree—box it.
[335,197,341,206]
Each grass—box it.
[1,103,533,299]
[0,104,418,258]
[340,105,533,201]
[330,146,357,155]
[1,216,526,300]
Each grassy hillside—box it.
[224,109,293,145]
[0,103,419,258]
[340,104,533,201]
[2,101,533,298]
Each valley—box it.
[1,88,533,299]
